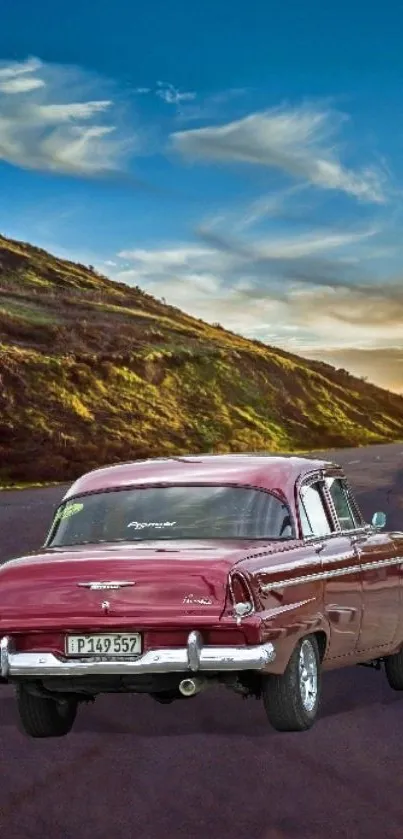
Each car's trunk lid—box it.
[0,540,265,629]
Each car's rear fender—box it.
[260,614,330,675]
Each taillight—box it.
[229,573,255,620]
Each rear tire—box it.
[262,635,321,732]
[16,685,78,738]
[384,648,403,690]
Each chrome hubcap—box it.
[298,639,318,713]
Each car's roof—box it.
[64,453,339,501]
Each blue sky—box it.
[1,0,403,390]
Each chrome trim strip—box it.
[361,556,403,572]
[261,566,360,591]
[257,552,351,577]
[260,556,403,592]
[77,581,136,590]
[0,634,276,680]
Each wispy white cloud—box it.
[132,81,196,110]
[113,221,393,333]
[156,81,196,106]
[0,56,137,177]
[132,82,246,123]
[231,184,310,231]
[0,76,45,94]
[171,104,388,203]
[35,101,113,122]
[0,57,42,79]
[0,56,45,94]
[196,222,380,267]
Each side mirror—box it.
[372,511,386,530]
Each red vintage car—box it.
[1,453,402,738]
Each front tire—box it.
[16,685,78,738]
[262,635,321,732]
[384,647,403,690]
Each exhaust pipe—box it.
[178,677,206,697]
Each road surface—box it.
[1,442,403,839]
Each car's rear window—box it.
[47,484,295,547]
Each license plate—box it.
[65,633,142,657]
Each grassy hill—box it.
[1,232,403,486]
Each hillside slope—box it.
[1,233,403,485]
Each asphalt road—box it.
[1,442,403,839]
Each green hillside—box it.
[1,232,402,486]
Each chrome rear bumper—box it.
[0,632,275,679]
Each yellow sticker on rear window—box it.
[55,502,84,522]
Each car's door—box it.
[298,476,363,660]
[323,475,400,653]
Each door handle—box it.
[315,542,325,553]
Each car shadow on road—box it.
[319,666,401,718]
[2,667,394,736]
[78,687,400,736]
[1,667,401,736]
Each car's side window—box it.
[299,482,333,537]
[324,477,358,531]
